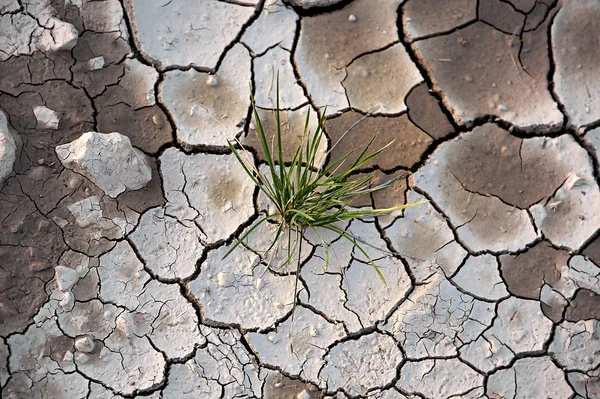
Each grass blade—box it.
[222,215,272,259]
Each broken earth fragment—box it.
[159,147,255,243]
[36,18,79,53]
[0,14,39,61]
[54,265,80,292]
[67,195,104,228]
[75,317,166,395]
[125,0,255,69]
[98,241,150,310]
[565,289,600,322]
[405,82,454,140]
[344,43,422,114]
[188,243,295,330]
[33,105,60,130]
[540,283,568,323]
[0,110,17,184]
[160,44,251,146]
[253,46,307,109]
[549,255,600,306]
[451,254,509,301]
[397,358,483,398]
[130,207,204,280]
[54,184,139,257]
[319,333,403,396]
[486,357,573,398]
[499,241,568,299]
[247,306,343,381]
[552,0,600,128]
[242,0,297,55]
[550,320,600,371]
[87,56,105,71]
[0,340,8,386]
[55,132,152,198]
[128,280,205,359]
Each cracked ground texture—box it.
[0,0,599,398]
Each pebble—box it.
[297,390,311,399]
[206,75,218,86]
[74,335,95,353]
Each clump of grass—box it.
[225,79,424,311]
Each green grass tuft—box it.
[225,75,425,313]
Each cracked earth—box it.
[0,0,599,398]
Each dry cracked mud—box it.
[0,0,599,398]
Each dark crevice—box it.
[410,19,479,44]
[217,0,259,7]
[282,0,354,17]
[569,129,600,197]
[544,1,569,130]
[498,0,529,15]
[209,0,267,75]
[578,227,600,258]
[342,39,400,71]
[582,118,600,134]
[479,18,524,37]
